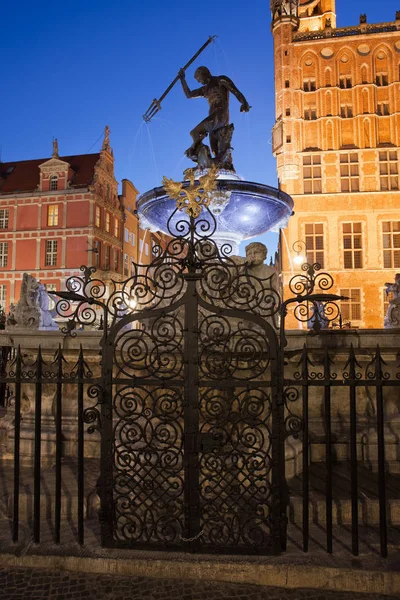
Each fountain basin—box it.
[137,175,294,254]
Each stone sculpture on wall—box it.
[6,274,58,330]
[384,273,400,328]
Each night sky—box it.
[1,0,398,255]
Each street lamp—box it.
[292,240,306,266]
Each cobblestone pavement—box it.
[0,568,398,600]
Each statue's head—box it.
[194,66,211,84]
[245,242,267,266]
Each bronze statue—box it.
[178,66,250,171]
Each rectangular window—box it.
[46,283,57,310]
[376,73,388,86]
[305,223,324,267]
[93,240,100,268]
[340,105,353,118]
[0,284,6,309]
[343,222,363,269]
[285,80,290,88]
[105,213,110,232]
[130,232,135,246]
[377,102,390,116]
[45,240,57,267]
[124,253,129,276]
[383,288,395,320]
[95,206,101,228]
[303,155,322,193]
[379,151,399,191]
[382,221,400,268]
[304,108,317,120]
[131,259,135,277]
[114,219,119,238]
[339,76,352,89]
[125,228,129,242]
[145,243,149,256]
[0,209,9,229]
[47,205,59,227]
[285,108,291,116]
[303,79,316,92]
[340,288,362,322]
[340,153,359,192]
[104,245,110,270]
[114,250,119,272]
[139,239,144,252]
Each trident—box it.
[142,35,217,123]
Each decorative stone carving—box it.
[384,274,400,328]
[6,274,40,330]
[38,283,59,330]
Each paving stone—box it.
[0,567,397,600]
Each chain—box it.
[180,529,204,542]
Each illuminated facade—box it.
[0,129,167,312]
[271,0,400,328]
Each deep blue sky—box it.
[1,0,398,256]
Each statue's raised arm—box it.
[178,65,251,172]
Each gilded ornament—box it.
[162,165,218,218]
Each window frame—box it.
[382,221,400,269]
[0,209,9,230]
[340,288,362,322]
[47,204,59,227]
[342,222,363,269]
[45,240,58,267]
[304,222,325,268]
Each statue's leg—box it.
[190,116,214,144]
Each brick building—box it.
[0,128,167,312]
[271,0,400,327]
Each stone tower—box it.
[271,2,400,328]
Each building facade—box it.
[271,0,400,328]
[0,128,167,313]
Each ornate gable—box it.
[38,139,72,192]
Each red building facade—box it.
[0,128,167,311]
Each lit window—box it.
[105,213,110,232]
[340,289,362,322]
[376,73,388,86]
[47,205,59,227]
[0,284,6,309]
[124,253,128,276]
[303,155,322,194]
[340,153,359,192]
[0,209,9,229]
[382,221,400,268]
[379,151,398,191]
[343,223,363,269]
[49,175,58,191]
[95,206,101,228]
[114,219,119,238]
[305,223,324,267]
[45,240,58,267]
[0,243,8,267]
[339,76,352,89]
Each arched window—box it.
[50,175,58,191]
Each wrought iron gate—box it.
[55,209,285,554]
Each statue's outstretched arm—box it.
[221,76,251,112]
[179,69,204,99]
